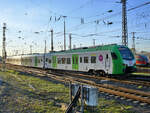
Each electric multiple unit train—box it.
[6,44,136,75]
[135,54,149,66]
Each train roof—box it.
[7,53,44,58]
[50,44,127,55]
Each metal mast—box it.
[69,33,72,50]
[63,16,67,51]
[93,39,96,47]
[131,32,136,55]
[121,0,128,46]
[43,40,46,69]
[30,45,32,54]
[51,29,54,51]
[2,23,6,72]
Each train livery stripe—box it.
[34,56,38,66]
[72,54,79,70]
[52,56,57,68]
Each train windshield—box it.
[119,47,134,60]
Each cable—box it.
[53,1,150,38]
[67,0,94,15]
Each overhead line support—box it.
[121,0,128,46]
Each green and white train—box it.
[6,44,136,75]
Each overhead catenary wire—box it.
[52,1,150,38]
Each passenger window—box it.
[111,52,117,60]
[38,59,40,63]
[57,58,60,64]
[80,57,82,63]
[48,59,51,63]
[91,56,96,63]
[67,58,71,64]
[62,58,66,64]
[106,54,109,59]
[76,56,78,64]
[84,57,88,63]
[46,58,48,62]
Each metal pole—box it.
[93,39,96,47]
[121,0,128,46]
[51,29,54,51]
[44,40,46,54]
[43,40,46,69]
[81,85,84,113]
[30,45,32,54]
[69,34,72,50]
[69,81,72,103]
[2,23,6,72]
[132,32,136,55]
[63,16,67,51]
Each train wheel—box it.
[102,71,105,76]
[96,70,105,76]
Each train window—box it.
[106,54,109,59]
[84,57,88,63]
[41,59,43,62]
[48,59,51,63]
[119,47,134,60]
[76,56,78,64]
[46,58,48,62]
[111,52,117,60]
[67,58,71,64]
[58,58,61,64]
[91,56,96,63]
[38,59,40,63]
[62,58,66,64]
[80,57,82,63]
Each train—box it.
[135,54,149,66]
[6,44,136,75]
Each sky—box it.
[0,0,150,56]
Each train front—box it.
[118,46,136,73]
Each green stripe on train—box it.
[72,54,79,70]
[34,56,38,66]
[52,56,57,68]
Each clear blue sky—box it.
[0,0,150,56]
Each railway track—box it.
[2,64,150,105]
[137,66,150,73]
[52,71,150,87]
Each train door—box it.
[72,54,79,70]
[105,54,110,73]
[52,56,57,68]
[34,56,38,67]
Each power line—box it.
[127,1,150,11]
[53,1,150,39]
[68,0,94,15]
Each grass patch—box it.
[0,69,136,113]
[84,98,134,113]
[0,70,69,113]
